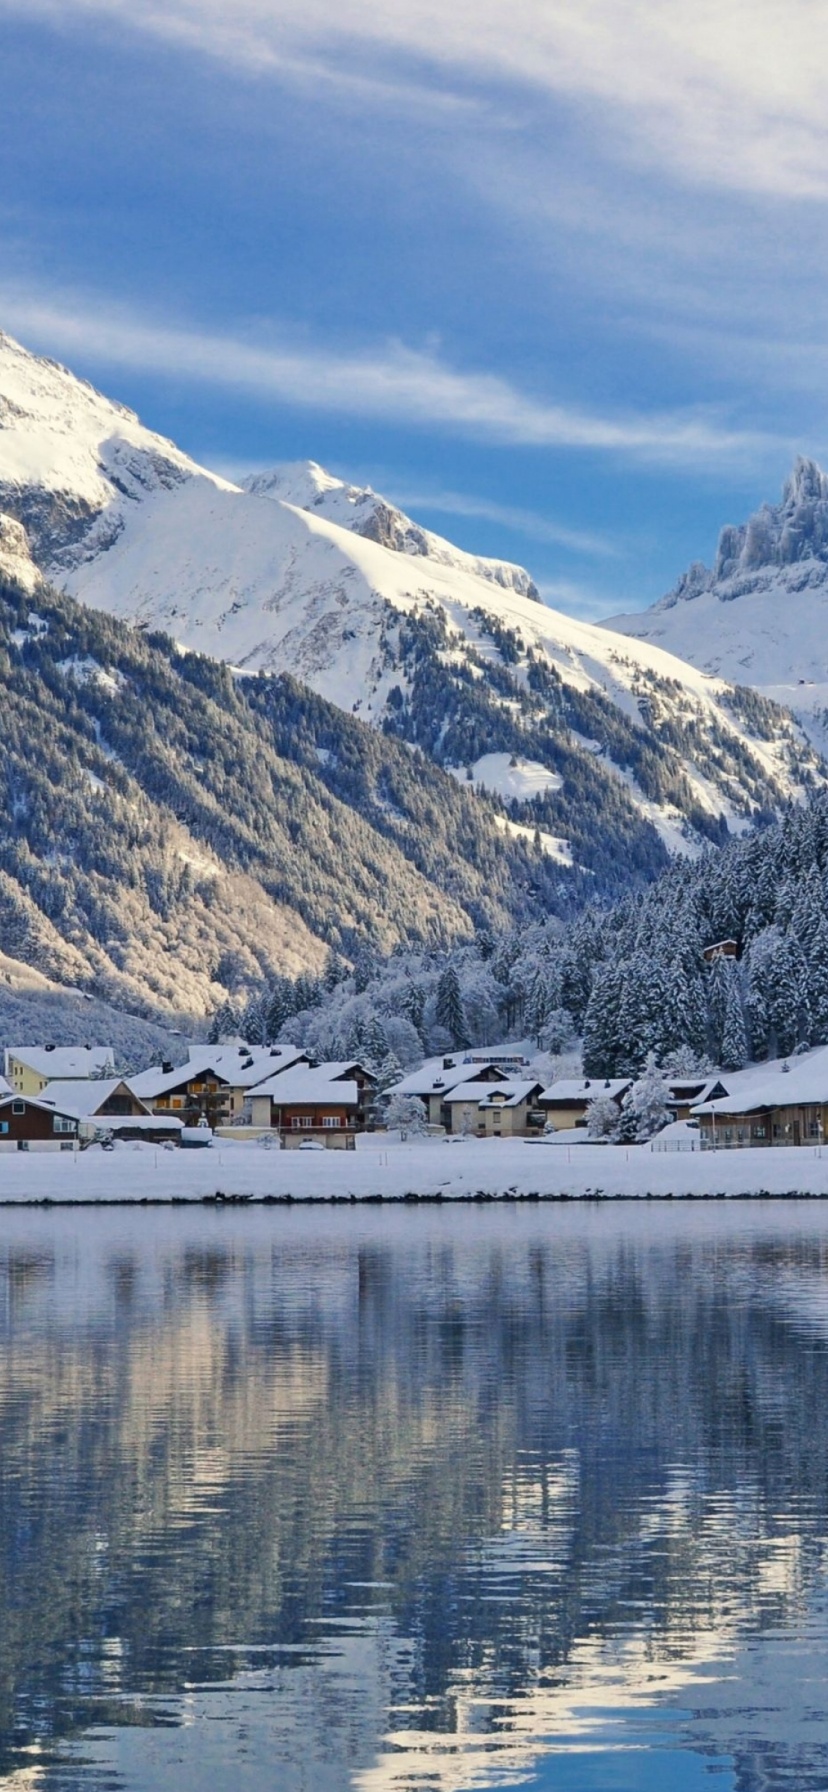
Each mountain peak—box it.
[606,454,828,706]
[244,459,540,598]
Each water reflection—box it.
[0,1204,827,1788]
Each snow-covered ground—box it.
[3,1136,828,1202]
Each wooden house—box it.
[247,1062,376,1146]
[131,1046,312,1128]
[694,1048,828,1147]
[0,1094,81,1150]
[39,1079,183,1144]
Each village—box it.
[3,1035,828,1156]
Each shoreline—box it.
[2,1137,828,1203]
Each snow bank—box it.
[2,1138,828,1204]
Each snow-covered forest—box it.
[217,794,828,1081]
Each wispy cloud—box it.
[0,289,774,466]
[5,0,828,199]
[384,486,621,558]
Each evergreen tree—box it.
[375,1050,403,1095]
[435,966,469,1049]
[720,962,748,1070]
[361,1015,390,1072]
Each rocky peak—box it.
[713,455,828,582]
[0,512,40,593]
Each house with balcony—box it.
[247,1062,376,1146]
[131,1044,313,1128]
[693,1046,828,1148]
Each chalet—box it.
[702,940,739,964]
[442,1080,546,1137]
[0,1093,81,1150]
[538,1077,633,1133]
[39,1079,183,1144]
[131,1045,312,1127]
[5,1045,115,1097]
[694,1046,828,1148]
[247,1062,376,1146]
[391,1056,528,1129]
[666,1076,729,1122]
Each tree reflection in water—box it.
[0,1203,826,1790]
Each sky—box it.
[1,0,828,617]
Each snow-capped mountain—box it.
[608,457,828,731]
[0,328,823,874]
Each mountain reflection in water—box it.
[0,1203,827,1790]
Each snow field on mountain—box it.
[0,327,823,865]
[2,1136,828,1202]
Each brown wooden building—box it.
[0,1094,80,1150]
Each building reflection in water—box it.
[0,1203,826,1789]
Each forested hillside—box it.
[213,793,828,1086]
[0,573,582,1020]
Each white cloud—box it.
[0,289,771,466]
[384,487,620,559]
[5,0,828,198]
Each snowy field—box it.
[2,1136,828,1202]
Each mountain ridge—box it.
[1,327,826,881]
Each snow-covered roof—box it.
[0,1092,80,1118]
[392,1058,516,1098]
[443,1080,543,1109]
[668,1076,728,1104]
[131,1046,311,1100]
[5,1046,114,1080]
[249,1053,369,1096]
[693,1046,828,1116]
[38,1078,149,1118]
[540,1077,632,1104]
[87,1114,183,1132]
[0,1075,10,1098]
[251,1069,361,1107]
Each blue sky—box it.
[2,0,828,616]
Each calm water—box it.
[1,1202,828,1790]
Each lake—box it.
[0,1200,826,1791]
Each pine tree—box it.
[720,964,748,1070]
[361,1016,390,1072]
[436,966,469,1049]
[375,1050,403,1095]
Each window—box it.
[52,1116,76,1135]
[16,1140,28,1152]
[0,1122,7,1135]
[12,1101,24,1116]
[321,1115,341,1128]
[752,1126,766,1139]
